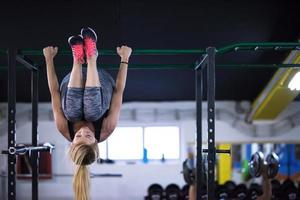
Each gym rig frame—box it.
[1,42,300,200]
[2,49,41,200]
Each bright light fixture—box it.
[288,72,300,90]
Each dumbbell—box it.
[215,185,230,199]
[232,184,248,200]
[281,179,298,200]
[249,183,263,200]
[147,183,164,200]
[248,152,279,179]
[165,184,181,200]
[181,185,189,200]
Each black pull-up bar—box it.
[1,42,299,70]
[0,42,299,56]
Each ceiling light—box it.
[288,71,300,90]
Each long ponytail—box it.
[73,165,90,200]
[69,142,99,200]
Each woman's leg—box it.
[82,27,100,87]
[65,35,85,121]
[84,54,104,122]
[68,61,84,88]
[82,27,104,121]
[68,35,85,88]
[85,54,100,87]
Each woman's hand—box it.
[116,45,132,62]
[43,46,58,61]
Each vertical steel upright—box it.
[7,49,17,200]
[31,68,39,200]
[207,47,216,199]
[196,62,203,200]
[6,50,40,200]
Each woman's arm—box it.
[257,166,272,200]
[189,184,196,200]
[100,45,132,142]
[43,46,70,140]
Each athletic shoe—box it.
[68,35,85,64]
[81,27,98,58]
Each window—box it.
[107,127,143,160]
[144,126,180,159]
[98,140,107,159]
[98,126,180,161]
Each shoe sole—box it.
[68,35,83,46]
[81,27,97,42]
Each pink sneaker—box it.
[68,35,85,64]
[81,27,98,58]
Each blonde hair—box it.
[69,142,99,200]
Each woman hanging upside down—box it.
[43,27,132,200]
